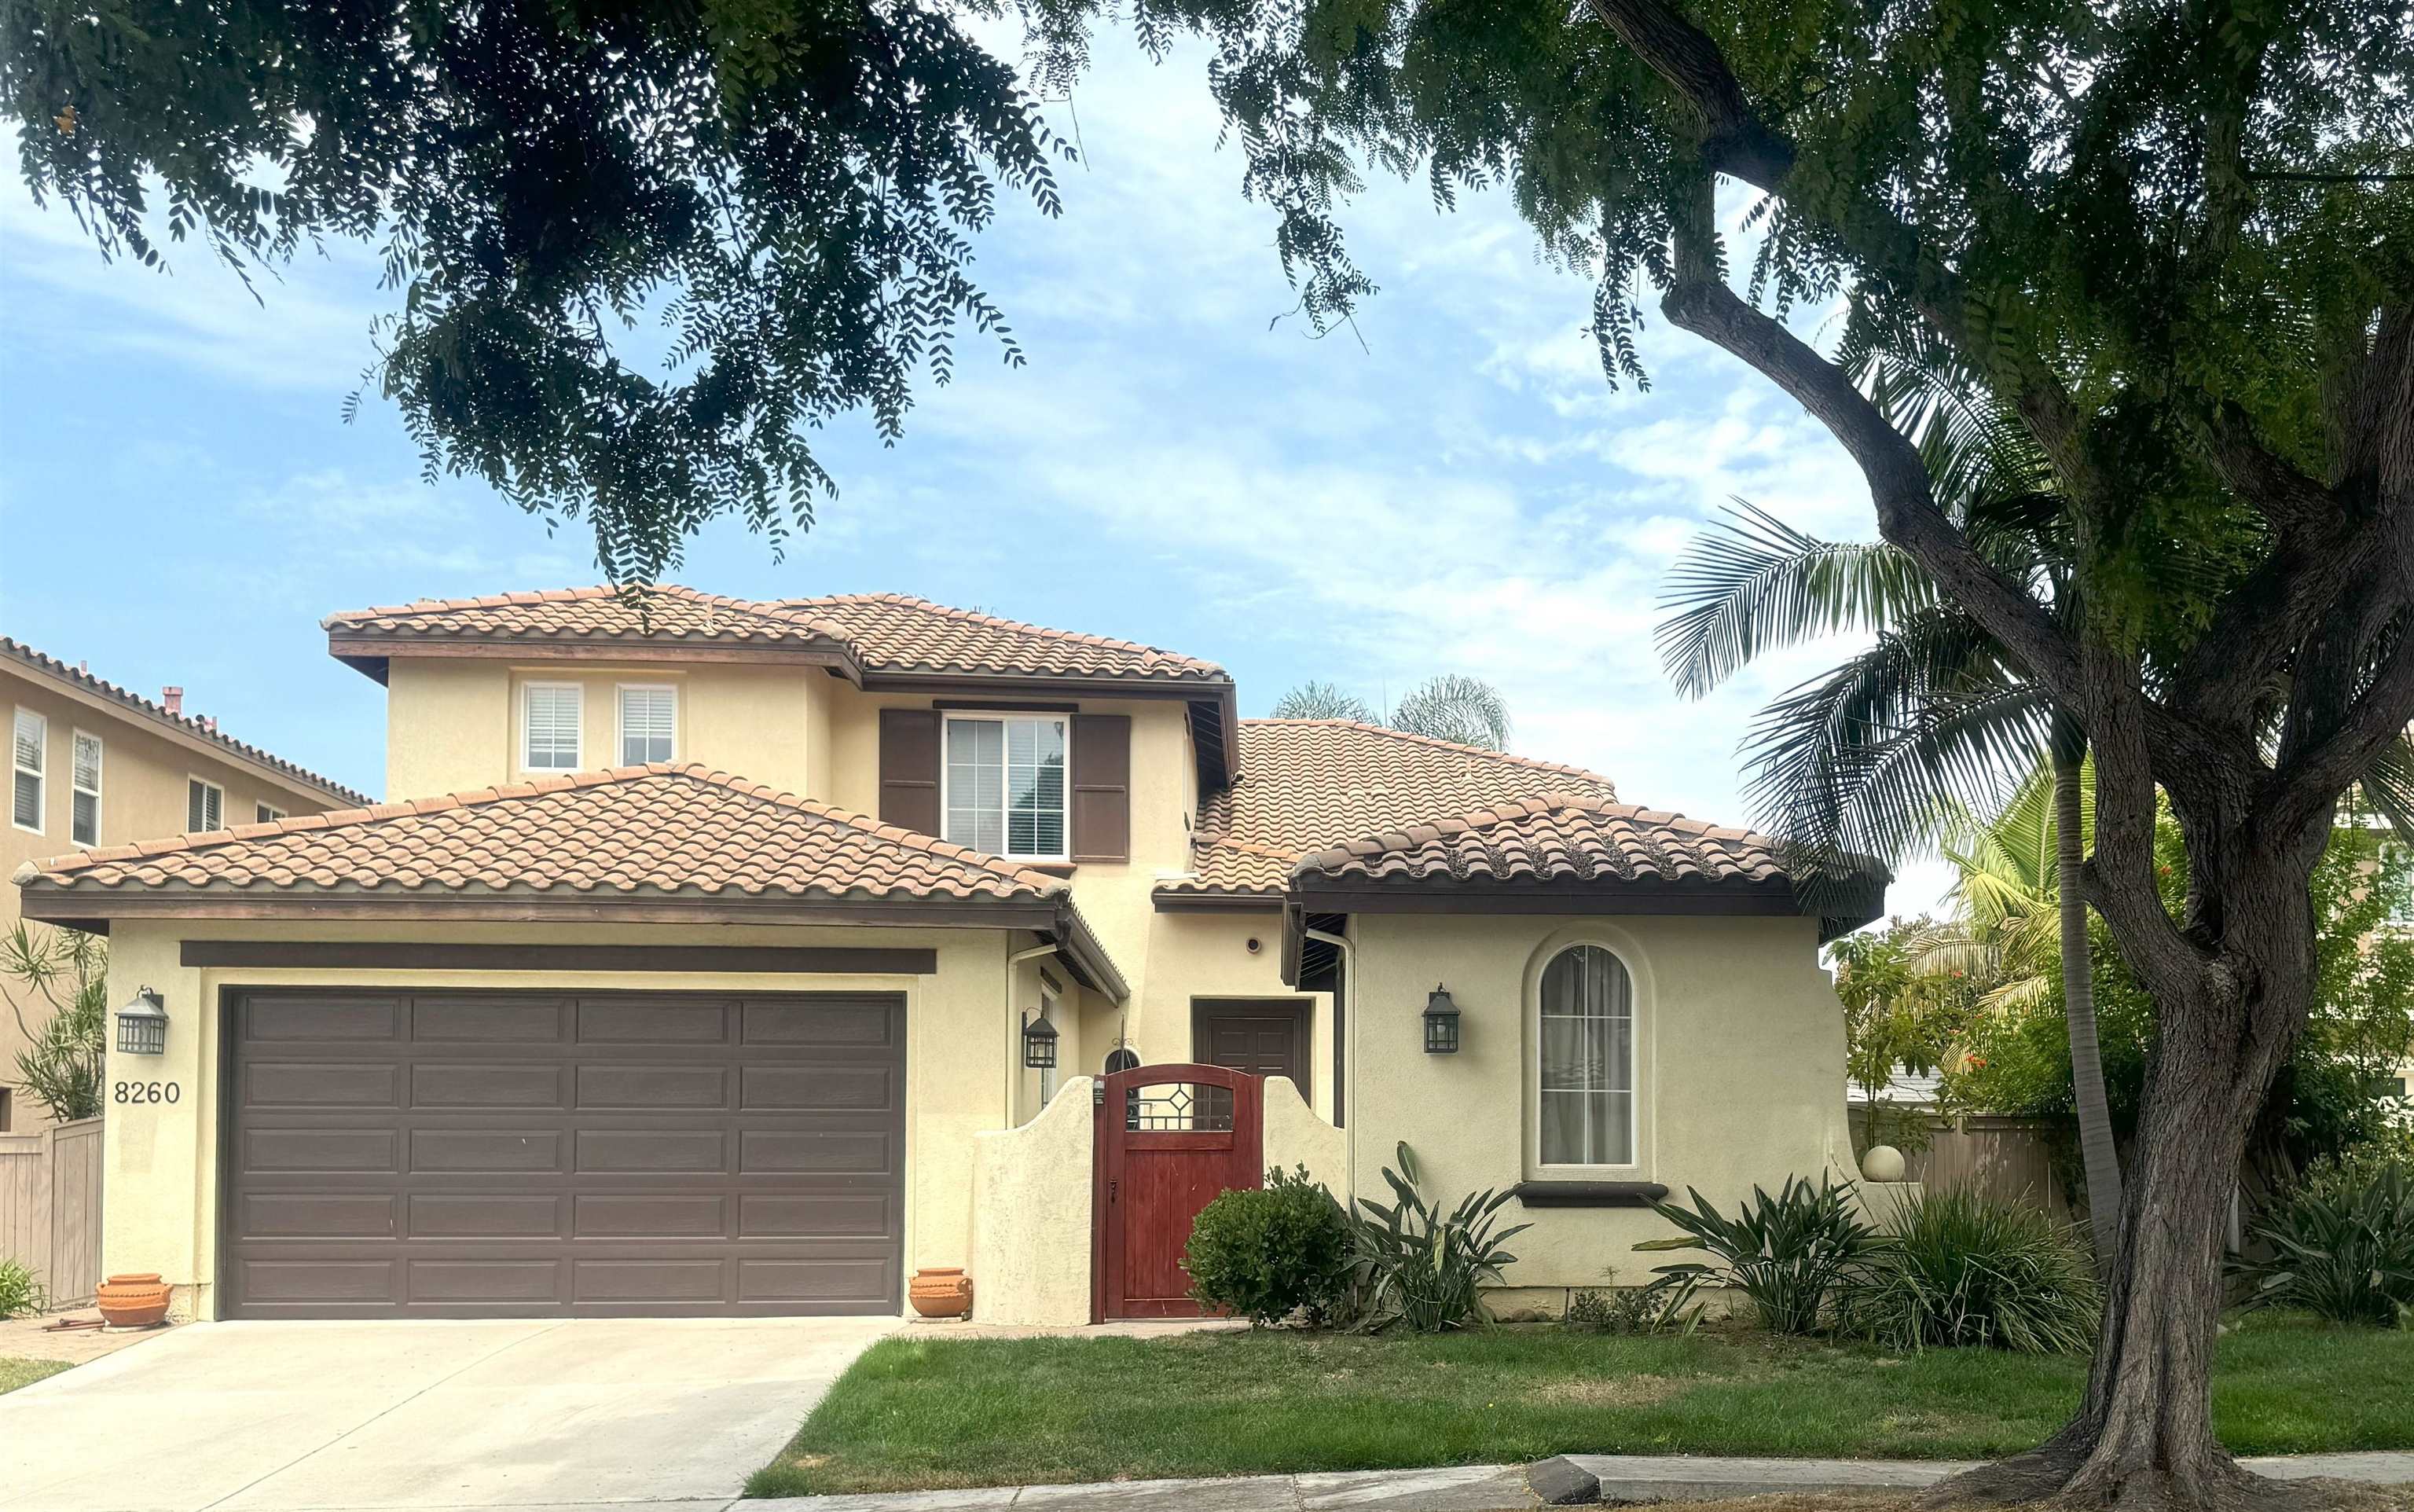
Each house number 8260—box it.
[114,1081,180,1105]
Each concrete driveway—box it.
[0,1316,897,1512]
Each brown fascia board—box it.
[1050,897,1131,1001]
[1151,888,1285,912]
[1286,875,1886,934]
[327,633,863,686]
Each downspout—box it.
[1304,926,1354,1201]
[1006,941,1058,1126]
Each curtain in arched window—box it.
[1538,945,1634,1165]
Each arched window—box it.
[1102,1046,1140,1075]
[1537,945,1634,1166]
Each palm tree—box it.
[1269,673,1513,751]
[1655,365,2130,1267]
[1923,762,2096,1011]
[1270,681,1377,722]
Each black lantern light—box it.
[117,986,168,1056]
[1022,1009,1059,1070]
[1422,984,1461,1055]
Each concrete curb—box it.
[750,1450,2414,1510]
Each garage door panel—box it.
[412,1128,569,1173]
[409,1192,567,1238]
[413,1061,568,1109]
[226,989,905,1318]
[247,1061,402,1108]
[411,996,570,1042]
[578,1063,730,1110]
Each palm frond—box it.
[1389,673,1511,750]
[1658,502,1937,701]
[1271,680,1378,722]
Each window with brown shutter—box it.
[1070,714,1131,864]
[879,708,942,836]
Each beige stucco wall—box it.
[96,916,1022,1319]
[971,1073,1095,1325]
[1347,911,1855,1303]
[2,665,347,1131]
[1264,1075,1347,1196]
[1133,909,1337,1120]
[383,659,824,801]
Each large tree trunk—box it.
[2053,726,2124,1275]
[1923,802,2379,1510]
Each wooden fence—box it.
[1903,1115,2071,1214]
[0,1117,105,1305]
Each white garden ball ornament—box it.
[1861,1144,1907,1182]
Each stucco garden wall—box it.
[971,1073,1096,1325]
[97,917,1021,1321]
[1347,912,1856,1308]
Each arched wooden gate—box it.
[1091,1062,1264,1322]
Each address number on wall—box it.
[113,1081,181,1105]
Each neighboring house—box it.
[2,638,365,1131]
[12,586,1882,1321]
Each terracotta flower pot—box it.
[908,1267,973,1319]
[96,1272,172,1329]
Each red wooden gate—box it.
[1091,1062,1264,1322]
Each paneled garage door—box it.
[220,989,905,1318]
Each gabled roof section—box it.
[14,764,1128,996]
[1161,721,1620,900]
[779,593,1229,684]
[1,637,369,807]
[1289,791,1887,941]
[324,585,851,681]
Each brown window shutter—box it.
[879,708,941,836]
[1071,714,1131,864]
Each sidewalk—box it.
[740,1451,2414,1510]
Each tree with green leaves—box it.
[17,0,2414,1501]
[1828,917,1980,1158]
[1271,673,1512,750]
[3,923,106,1124]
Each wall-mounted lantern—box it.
[1022,1009,1059,1070]
[117,986,168,1056]
[1422,985,1461,1055]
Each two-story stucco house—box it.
[13,586,1882,1323]
[3,637,365,1131]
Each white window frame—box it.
[256,802,286,824]
[520,681,585,773]
[939,710,1073,862]
[12,707,46,835]
[70,729,103,847]
[1524,934,1647,1176]
[187,776,226,833]
[615,682,679,767]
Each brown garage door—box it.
[221,989,904,1319]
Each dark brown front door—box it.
[1193,998,1311,1103]
[220,988,904,1319]
[1091,1062,1264,1321]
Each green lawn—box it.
[0,1358,70,1396]
[747,1315,2414,1498]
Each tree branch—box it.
[1579,0,1795,190]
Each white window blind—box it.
[944,715,1066,859]
[71,732,102,846]
[619,686,677,765]
[523,684,581,770]
[188,778,224,833]
[1537,945,1635,1166]
[12,710,43,832]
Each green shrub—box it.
[1339,1142,1531,1333]
[1835,1187,2097,1352]
[1565,1271,1704,1336]
[1186,1165,1352,1325]
[2231,1163,2414,1327]
[1635,1175,1881,1335]
[2295,1125,2414,1207]
[0,1258,44,1319]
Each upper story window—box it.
[12,708,45,833]
[256,802,285,824]
[618,684,677,765]
[523,682,582,771]
[1535,944,1635,1168]
[944,713,1067,860]
[71,732,102,846]
[2380,842,2414,930]
[188,776,225,832]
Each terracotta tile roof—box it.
[780,593,1229,683]
[1,637,369,806]
[14,763,1061,903]
[1293,792,1801,889]
[1163,721,1620,897]
[323,585,843,649]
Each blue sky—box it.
[0,38,1938,913]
